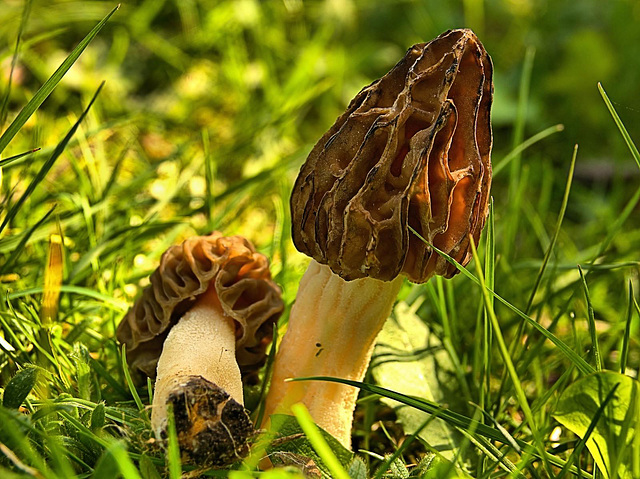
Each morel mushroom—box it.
[263,29,493,447]
[117,233,284,466]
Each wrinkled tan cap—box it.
[117,232,284,378]
[291,29,493,283]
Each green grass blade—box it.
[512,47,535,154]
[0,0,32,130]
[467,237,553,476]
[120,346,147,419]
[0,148,41,168]
[289,376,590,477]
[408,226,595,375]
[0,204,56,275]
[7,284,128,312]
[620,281,634,374]
[504,47,535,259]
[106,441,143,479]
[0,82,105,234]
[88,356,130,398]
[578,265,602,371]
[588,183,640,268]
[291,403,350,479]
[373,418,431,479]
[598,83,640,170]
[525,144,577,314]
[202,127,215,222]
[165,404,182,479]
[0,5,118,155]
[483,200,495,410]
[493,124,564,176]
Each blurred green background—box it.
[3,0,640,164]
[2,0,640,224]
[2,0,639,160]
[2,0,640,330]
[2,0,639,329]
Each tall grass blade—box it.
[120,346,147,419]
[291,403,350,479]
[0,6,118,155]
[202,128,215,222]
[165,404,182,479]
[525,144,577,314]
[481,200,495,411]
[0,82,104,234]
[0,0,32,130]
[468,236,553,476]
[620,281,634,374]
[0,204,55,275]
[578,265,602,371]
[106,441,143,479]
[0,148,41,168]
[598,83,640,170]
[409,226,595,375]
[504,47,535,260]
[493,124,564,176]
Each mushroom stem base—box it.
[262,260,403,447]
[151,287,244,438]
[166,375,253,466]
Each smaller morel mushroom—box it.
[117,233,284,466]
[263,29,493,447]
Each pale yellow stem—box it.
[151,288,242,437]
[262,260,403,447]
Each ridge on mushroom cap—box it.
[291,29,493,283]
[116,232,284,379]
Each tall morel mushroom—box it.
[117,232,284,466]
[263,29,493,447]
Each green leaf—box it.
[371,302,461,459]
[347,457,368,479]
[379,456,409,478]
[74,342,93,401]
[0,5,118,155]
[91,402,106,432]
[553,371,640,478]
[139,454,162,479]
[418,454,473,478]
[3,365,38,408]
[267,414,353,479]
[91,447,120,479]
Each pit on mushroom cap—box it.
[264,29,493,447]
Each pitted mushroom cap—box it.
[291,29,493,283]
[116,232,284,378]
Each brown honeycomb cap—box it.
[117,232,284,378]
[291,29,493,283]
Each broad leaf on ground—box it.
[371,302,462,459]
[553,371,639,479]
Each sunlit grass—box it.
[1,1,639,478]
